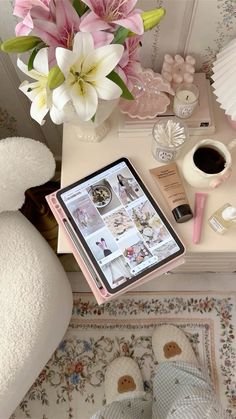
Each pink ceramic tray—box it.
[119,68,174,119]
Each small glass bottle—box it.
[208,203,236,234]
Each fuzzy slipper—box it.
[152,325,198,365]
[104,356,145,405]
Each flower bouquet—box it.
[1,0,165,128]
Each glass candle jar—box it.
[173,83,199,119]
[152,117,188,163]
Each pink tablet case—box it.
[46,192,185,305]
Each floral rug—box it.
[12,291,236,419]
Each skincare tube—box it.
[193,192,208,244]
[150,162,193,223]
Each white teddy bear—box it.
[0,137,72,419]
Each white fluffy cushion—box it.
[0,137,72,418]
[0,137,55,212]
[0,212,73,419]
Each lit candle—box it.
[173,83,199,119]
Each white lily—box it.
[17,48,75,125]
[53,32,124,121]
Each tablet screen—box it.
[57,158,185,293]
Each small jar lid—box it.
[172,204,193,223]
[222,206,236,221]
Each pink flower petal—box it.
[116,35,142,93]
[15,21,32,35]
[30,5,50,20]
[48,46,57,67]
[80,11,111,32]
[82,0,138,17]
[32,20,59,46]
[15,11,34,35]
[116,66,127,84]
[55,0,80,33]
[29,0,80,55]
[92,31,113,48]
[14,2,29,18]
[114,13,144,35]
[14,0,49,18]
[124,0,139,15]
[118,48,129,68]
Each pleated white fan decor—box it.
[212,39,236,121]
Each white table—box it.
[59,95,236,273]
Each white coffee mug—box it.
[182,139,236,188]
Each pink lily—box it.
[29,0,113,65]
[80,0,144,35]
[14,0,50,35]
[31,0,81,49]
[116,36,142,90]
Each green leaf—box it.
[73,0,89,16]
[27,43,46,71]
[91,114,96,123]
[112,27,130,45]
[28,48,39,71]
[107,71,134,100]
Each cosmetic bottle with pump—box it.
[208,203,236,234]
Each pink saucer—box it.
[119,68,174,119]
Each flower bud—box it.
[141,7,166,31]
[48,66,65,90]
[1,36,42,53]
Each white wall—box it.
[139,0,236,74]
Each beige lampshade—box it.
[212,39,236,121]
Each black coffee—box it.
[193,146,226,174]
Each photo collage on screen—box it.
[63,163,180,289]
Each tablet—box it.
[56,158,185,294]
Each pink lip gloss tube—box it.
[193,192,208,244]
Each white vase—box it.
[68,99,118,142]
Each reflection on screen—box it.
[61,162,180,289]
